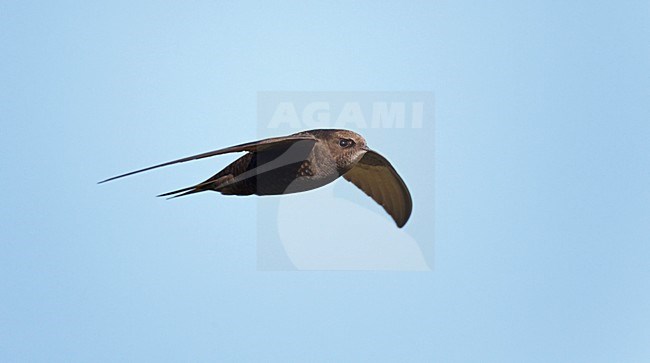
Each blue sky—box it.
[2,1,649,362]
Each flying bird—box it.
[99,129,412,227]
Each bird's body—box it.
[170,129,345,197]
[100,129,413,227]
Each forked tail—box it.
[156,178,224,199]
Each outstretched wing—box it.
[98,134,318,183]
[343,150,412,228]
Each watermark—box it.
[267,100,424,129]
[256,92,435,271]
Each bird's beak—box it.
[361,146,370,151]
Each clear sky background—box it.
[2,1,649,362]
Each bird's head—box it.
[321,129,368,172]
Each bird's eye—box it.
[339,139,354,148]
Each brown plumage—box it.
[99,129,412,227]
